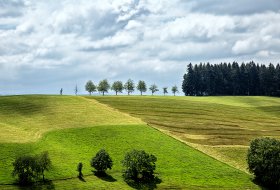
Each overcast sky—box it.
[0,0,280,95]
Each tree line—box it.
[182,62,280,96]
[12,149,158,188]
[84,79,179,96]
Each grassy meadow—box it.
[91,96,280,172]
[0,95,260,189]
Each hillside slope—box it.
[91,96,280,172]
[0,95,143,143]
[0,95,259,189]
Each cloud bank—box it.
[0,0,279,94]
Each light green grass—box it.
[91,96,280,172]
[0,125,257,189]
[0,95,142,143]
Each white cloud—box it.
[0,0,279,94]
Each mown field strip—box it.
[91,96,280,173]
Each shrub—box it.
[91,149,113,174]
[12,155,37,185]
[77,162,83,177]
[122,149,157,183]
[35,151,51,181]
[247,137,280,187]
[12,152,51,185]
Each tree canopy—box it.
[137,80,147,95]
[122,149,157,183]
[97,79,110,96]
[111,81,123,95]
[171,85,178,96]
[149,84,159,95]
[182,62,280,96]
[247,138,280,187]
[163,87,168,96]
[124,79,135,95]
[85,80,96,95]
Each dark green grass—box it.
[0,125,257,189]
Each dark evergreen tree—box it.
[182,62,279,96]
[182,63,195,95]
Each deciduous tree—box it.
[111,81,123,95]
[137,80,147,95]
[163,87,168,96]
[122,150,157,183]
[124,79,135,95]
[91,149,113,175]
[97,79,110,96]
[171,85,178,96]
[85,80,96,95]
[149,84,158,95]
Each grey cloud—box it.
[0,0,279,95]
[0,0,26,17]
[189,0,280,15]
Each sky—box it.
[0,0,280,95]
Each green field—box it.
[91,96,280,172]
[0,95,267,189]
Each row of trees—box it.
[12,149,157,186]
[182,62,280,96]
[88,149,157,184]
[85,79,179,96]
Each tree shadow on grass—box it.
[93,171,117,182]
[252,178,280,190]
[17,180,55,190]
[78,175,86,182]
[125,177,162,190]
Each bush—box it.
[247,137,280,187]
[122,149,157,183]
[91,149,113,174]
[12,152,51,186]
[12,155,37,185]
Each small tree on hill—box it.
[35,151,51,181]
[75,85,78,95]
[77,162,83,178]
[137,80,147,95]
[12,155,37,185]
[97,79,110,96]
[12,152,52,185]
[163,87,168,96]
[91,149,113,175]
[171,85,179,96]
[124,79,135,95]
[111,81,123,95]
[247,137,280,187]
[85,80,96,95]
[122,149,157,183]
[149,84,158,95]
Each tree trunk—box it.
[116,91,117,95]
[141,91,142,96]
[102,92,104,96]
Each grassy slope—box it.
[0,95,142,143]
[0,95,259,189]
[91,96,280,172]
[0,125,257,189]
